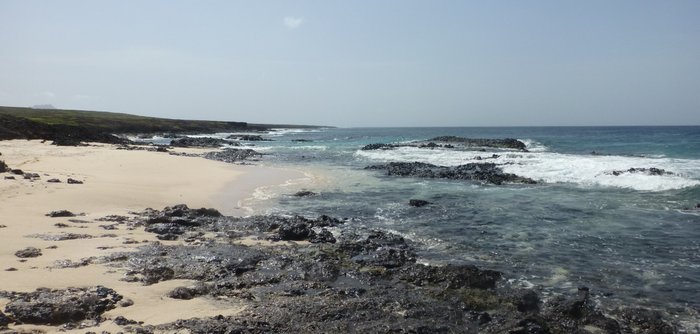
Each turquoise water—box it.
[151,126,700,324]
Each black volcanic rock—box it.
[170,137,235,148]
[203,148,262,163]
[67,178,83,184]
[429,136,527,150]
[609,167,672,176]
[0,310,10,328]
[3,286,122,325]
[0,160,8,173]
[45,210,76,217]
[361,143,397,150]
[101,206,681,334]
[366,162,536,185]
[409,199,431,207]
[226,134,271,141]
[293,190,317,197]
[14,247,42,258]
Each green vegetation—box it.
[0,106,255,133]
[0,105,326,145]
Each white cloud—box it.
[283,16,304,29]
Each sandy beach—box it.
[0,140,304,333]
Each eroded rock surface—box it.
[203,148,262,163]
[89,206,682,333]
[366,162,536,185]
[3,286,122,325]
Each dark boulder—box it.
[341,230,417,268]
[10,169,23,175]
[277,222,315,241]
[14,247,42,258]
[3,286,122,325]
[47,178,61,183]
[113,315,138,326]
[0,160,9,173]
[45,210,76,217]
[409,199,431,207]
[67,178,83,184]
[168,286,198,300]
[294,190,317,197]
[4,176,15,180]
[170,137,234,148]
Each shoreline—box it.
[0,140,306,332]
[0,139,691,333]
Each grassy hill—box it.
[0,106,323,145]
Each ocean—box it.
[153,126,700,327]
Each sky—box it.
[0,1,698,127]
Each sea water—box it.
[157,126,700,326]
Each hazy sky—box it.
[1,1,698,127]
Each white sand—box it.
[0,140,305,333]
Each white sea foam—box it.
[287,145,328,151]
[519,138,549,152]
[356,147,700,191]
[267,128,323,137]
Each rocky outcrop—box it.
[170,137,235,148]
[366,162,536,185]
[91,206,681,333]
[608,167,672,176]
[226,134,271,141]
[429,136,527,150]
[203,148,262,163]
[361,143,397,150]
[3,286,123,325]
[361,137,527,151]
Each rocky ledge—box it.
[607,167,673,176]
[203,148,262,163]
[362,136,527,151]
[64,205,676,333]
[366,162,536,185]
[170,137,237,148]
[0,286,123,328]
[0,204,680,333]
